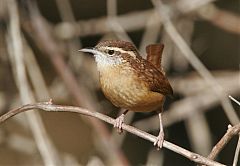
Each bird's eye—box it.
[108,50,115,55]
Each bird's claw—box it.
[114,114,125,133]
[154,130,164,150]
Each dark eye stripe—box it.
[115,51,121,55]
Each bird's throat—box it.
[94,54,124,70]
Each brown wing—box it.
[131,58,173,96]
[141,61,173,96]
[146,44,164,69]
[151,75,173,96]
[122,50,173,96]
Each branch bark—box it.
[0,102,226,166]
[207,124,240,160]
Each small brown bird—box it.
[80,40,173,148]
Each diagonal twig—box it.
[233,135,240,166]
[229,96,240,106]
[207,124,240,160]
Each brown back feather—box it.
[122,52,173,96]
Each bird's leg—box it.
[114,110,128,133]
[154,112,164,149]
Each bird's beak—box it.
[78,47,99,55]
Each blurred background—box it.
[0,0,239,165]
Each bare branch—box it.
[208,124,240,160]
[0,102,225,166]
[233,135,240,166]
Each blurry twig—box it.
[6,134,36,155]
[185,111,212,156]
[146,149,164,166]
[54,4,240,40]
[139,10,162,55]
[173,0,240,35]
[6,0,61,165]
[233,135,240,166]
[55,0,75,22]
[0,102,226,166]
[174,0,216,13]
[54,10,154,39]
[197,4,240,35]
[23,37,50,100]
[171,71,239,96]
[151,0,239,125]
[55,0,84,69]
[106,0,132,41]
[107,0,117,17]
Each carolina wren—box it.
[80,40,173,148]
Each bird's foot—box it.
[154,130,164,150]
[114,114,125,133]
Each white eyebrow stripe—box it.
[103,46,136,58]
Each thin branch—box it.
[229,96,240,106]
[233,135,240,166]
[0,102,225,166]
[207,124,240,160]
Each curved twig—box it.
[0,102,225,166]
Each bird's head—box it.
[79,40,139,69]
